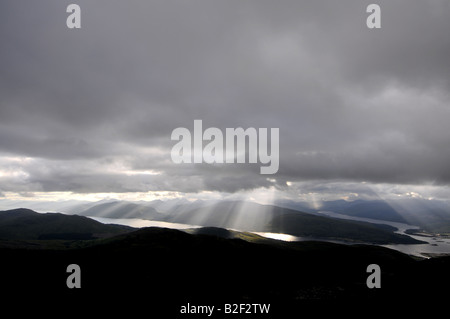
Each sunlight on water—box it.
[89,216,202,229]
[89,216,450,258]
[254,232,302,242]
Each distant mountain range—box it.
[0,201,423,245]
[276,198,450,233]
[3,197,449,233]
[2,194,450,246]
[78,201,162,219]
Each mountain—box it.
[277,198,450,234]
[0,208,133,241]
[386,198,450,233]
[186,226,282,244]
[77,201,162,219]
[4,196,450,234]
[276,199,407,223]
[0,225,448,317]
[323,200,408,223]
[0,198,94,213]
[165,201,423,244]
[142,198,211,213]
[0,200,427,245]
[73,200,423,244]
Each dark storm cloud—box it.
[0,0,449,194]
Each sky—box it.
[1,0,450,204]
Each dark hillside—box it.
[0,226,447,317]
[0,208,133,240]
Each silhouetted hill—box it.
[0,208,133,241]
[191,226,234,238]
[187,226,283,244]
[0,226,447,317]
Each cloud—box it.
[0,0,449,195]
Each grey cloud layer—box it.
[0,0,449,194]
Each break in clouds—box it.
[0,0,450,199]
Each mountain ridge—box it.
[0,208,134,241]
[1,201,426,245]
[74,200,424,244]
[1,224,448,316]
